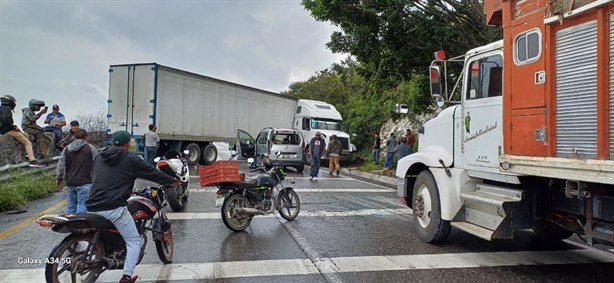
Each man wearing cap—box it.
[86,130,178,283]
[307,132,326,180]
[44,104,67,145]
[59,120,80,149]
[22,98,53,160]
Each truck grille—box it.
[337,137,349,150]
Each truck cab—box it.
[396,0,614,247]
[293,99,354,161]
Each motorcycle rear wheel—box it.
[277,188,300,221]
[221,193,253,231]
[155,218,174,263]
[45,233,104,283]
[166,186,185,212]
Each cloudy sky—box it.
[0,0,343,127]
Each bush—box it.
[0,169,58,212]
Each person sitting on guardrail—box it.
[22,98,53,161]
[0,95,44,167]
[55,129,98,213]
[43,104,66,145]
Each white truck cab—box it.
[293,99,354,161]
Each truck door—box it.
[236,129,256,160]
[107,64,155,135]
[462,52,504,172]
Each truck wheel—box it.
[295,165,304,173]
[412,170,451,244]
[184,143,201,166]
[201,144,217,165]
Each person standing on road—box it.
[43,104,66,145]
[384,133,397,169]
[59,120,80,149]
[308,132,326,181]
[394,136,411,162]
[55,129,98,213]
[327,134,342,176]
[371,133,381,164]
[86,130,177,283]
[405,129,415,154]
[22,98,53,160]
[0,95,44,167]
[144,124,160,166]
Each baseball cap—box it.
[112,130,131,145]
[52,104,59,109]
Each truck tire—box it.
[184,143,201,166]
[201,144,217,165]
[412,170,451,244]
[295,164,304,173]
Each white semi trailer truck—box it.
[107,63,353,165]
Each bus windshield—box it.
[311,118,342,131]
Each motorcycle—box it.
[155,150,190,211]
[215,152,300,231]
[35,185,174,283]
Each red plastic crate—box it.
[199,161,242,187]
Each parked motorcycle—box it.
[155,150,190,211]
[35,185,174,283]
[215,152,300,231]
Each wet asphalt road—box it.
[1,148,614,282]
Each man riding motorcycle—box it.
[86,130,179,283]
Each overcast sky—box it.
[1,0,343,128]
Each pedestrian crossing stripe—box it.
[2,249,612,282]
[166,208,412,220]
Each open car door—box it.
[236,129,256,160]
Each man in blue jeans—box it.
[384,132,397,169]
[307,132,326,181]
[86,130,177,283]
[55,129,98,213]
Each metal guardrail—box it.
[0,157,60,183]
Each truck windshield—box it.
[311,119,342,131]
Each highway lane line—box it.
[3,248,612,282]
[0,199,67,241]
[166,208,413,220]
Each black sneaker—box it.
[28,160,45,168]
[119,274,138,283]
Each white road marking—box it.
[3,249,612,282]
[190,188,395,193]
[167,208,412,220]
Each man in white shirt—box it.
[144,124,160,165]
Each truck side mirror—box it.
[395,103,409,114]
[430,66,442,97]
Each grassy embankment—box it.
[0,169,58,212]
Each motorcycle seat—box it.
[60,213,116,230]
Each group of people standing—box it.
[371,129,416,169]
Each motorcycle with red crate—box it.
[35,185,173,283]
[200,152,300,231]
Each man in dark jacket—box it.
[0,95,44,167]
[327,134,343,176]
[55,129,97,213]
[86,130,176,283]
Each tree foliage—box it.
[285,1,502,150]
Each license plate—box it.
[214,195,225,207]
[282,154,290,158]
